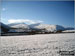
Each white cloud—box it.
[2,8,6,11]
[8,19,44,24]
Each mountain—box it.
[8,22,29,29]
[64,27,74,30]
[0,22,10,33]
[29,23,65,32]
[7,22,75,33]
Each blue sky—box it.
[1,1,74,27]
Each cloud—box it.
[2,8,6,11]
[8,19,44,24]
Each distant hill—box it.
[64,27,74,30]
[8,23,29,29]
[8,23,75,33]
[29,23,65,32]
[0,22,10,33]
[0,22,74,34]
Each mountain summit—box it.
[8,22,29,29]
[29,23,65,32]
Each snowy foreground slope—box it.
[0,33,75,56]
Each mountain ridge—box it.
[0,22,74,33]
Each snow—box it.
[0,33,75,56]
[29,23,65,32]
[8,23,29,29]
[1,22,73,33]
[62,30,75,33]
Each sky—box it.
[1,1,74,27]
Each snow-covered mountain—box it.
[29,23,65,32]
[0,22,73,33]
[8,23,30,29]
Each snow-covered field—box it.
[0,33,75,56]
